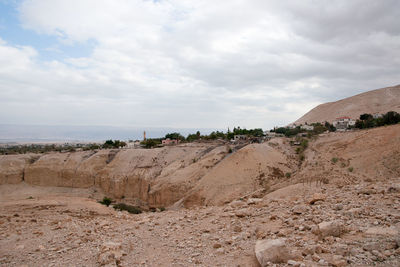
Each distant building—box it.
[162,138,180,146]
[126,140,141,148]
[333,116,356,130]
[300,125,314,131]
[373,113,383,119]
[233,135,247,142]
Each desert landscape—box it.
[1,2,400,266]
[1,121,400,266]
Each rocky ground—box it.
[1,177,400,267]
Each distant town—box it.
[1,111,398,155]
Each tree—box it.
[165,132,185,141]
[360,113,373,121]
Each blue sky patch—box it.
[0,0,95,62]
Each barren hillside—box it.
[294,84,400,124]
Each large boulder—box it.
[318,221,344,237]
[255,239,290,265]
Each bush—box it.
[228,148,233,153]
[113,203,142,214]
[98,197,112,207]
[159,207,166,212]
[348,167,354,172]
[285,172,291,178]
[331,157,338,164]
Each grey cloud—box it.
[1,0,399,130]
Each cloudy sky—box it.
[1,0,399,130]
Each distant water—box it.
[0,124,218,143]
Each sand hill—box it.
[294,84,400,124]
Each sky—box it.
[1,0,400,131]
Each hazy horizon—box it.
[0,124,224,142]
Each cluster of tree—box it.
[159,127,265,144]
[102,140,127,149]
[0,143,101,155]
[226,127,264,140]
[140,138,162,148]
[164,132,185,141]
[272,122,335,137]
[355,111,400,129]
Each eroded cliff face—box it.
[0,142,297,207]
[0,144,234,206]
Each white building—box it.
[300,125,314,131]
[333,116,356,130]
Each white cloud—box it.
[0,0,399,130]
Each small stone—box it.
[235,209,251,218]
[309,193,326,205]
[247,198,263,205]
[213,243,222,249]
[233,225,242,233]
[292,205,308,215]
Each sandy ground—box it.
[1,177,400,266]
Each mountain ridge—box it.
[294,84,400,124]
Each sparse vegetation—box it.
[295,138,309,158]
[285,172,291,178]
[355,111,400,129]
[331,157,338,163]
[348,167,354,172]
[149,207,157,212]
[98,197,112,207]
[113,203,142,214]
[141,138,162,148]
[102,140,127,149]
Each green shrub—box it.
[348,167,354,172]
[228,148,233,153]
[159,207,166,212]
[331,157,338,164]
[285,172,291,178]
[113,203,142,214]
[98,197,112,207]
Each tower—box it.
[143,131,146,141]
